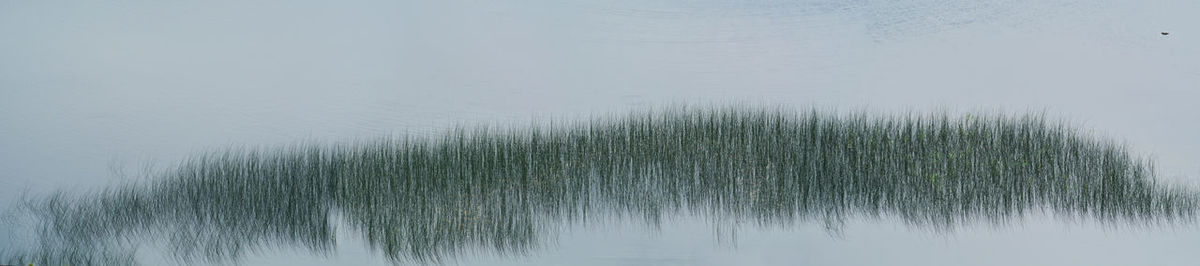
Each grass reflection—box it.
[4,107,1196,265]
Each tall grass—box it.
[4,107,1196,265]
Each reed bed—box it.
[4,107,1196,265]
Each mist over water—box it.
[5,108,1195,265]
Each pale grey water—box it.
[2,0,1199,265]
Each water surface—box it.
[2,0,1199,265]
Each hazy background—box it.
[2,0,1198,265]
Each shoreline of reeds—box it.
[4,107,1196,265]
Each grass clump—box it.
[5,106,1195,265]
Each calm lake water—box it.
[2,1,1199,265]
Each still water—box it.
[2,0,1199,265]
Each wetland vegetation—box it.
[3,107,1196,265]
